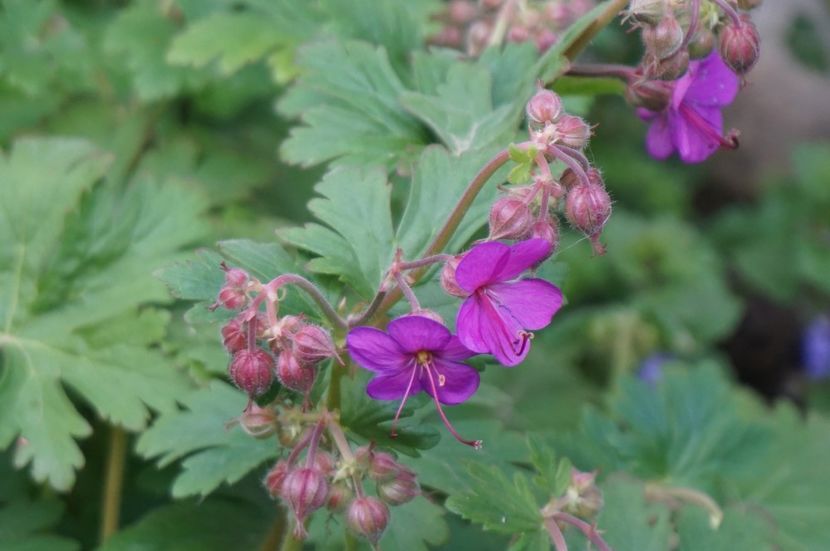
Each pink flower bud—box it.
[269,315,305,354]
[221,318,247,353]
[642,13,684,60]
[448,0,477,24]
[239,403,277,438]
[489,196,534,240]
[466,21,491,56]
[282,467,329,536]
[368,451,410,482]
[526,89,563,126]
[430,25,463,48]
[223,267,249,287]
[626,0,666,26]
[327,482,352,512]
[543,2,572,27]
[718,15,760,75]
[293,324,337,366]
[277,351,316,393]
[688,28,716,59]
[507,24,530,43]
[228,349,275,397]
[646,48,689,81]
[216,286,247,310]
[378,472,420,505]
[530,216,560,253]
[565,171,612,251]
[565,469,604,519]
[625,77,672,111]
[441,256,467,298]
[264,460,290,498]
[555,114,592,149]
[535,29,558,52]
[313,451,336,475]
[347,497,390,545]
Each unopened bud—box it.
[507,24,530,43]
[229,349,275,397]
[642,14,684,60]
[448,0,477,24]
[625,77,672,111]
[221,317,247,353]
[565,171,612,252]
[239,404,277,438]
[718,15,760,75]
[535,29,558,52]
[264,460,290,498]
[530,216,560,253]
[430,25,463,48]
[555,115,592,149]
[327,482,352,512]
[441,256,467,298]
[313,451,336,475]
[223,267,249,287]
[347,497,390,545]
[646,48,689,80]
[293,324,337,366]
[269,315,305,354]
[466,21,491,56]
[543,2,572,27]
[216,286,247,310]
[527,89,563,126]
[564,469,604,519]
[489,197,534,240]
[277,351,316,394]
[378,472,420,505]
[368,451,408,482]
[626,0,666,26]
[687,28,716,59]
[282,467,329,537]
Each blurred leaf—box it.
[381,496,450,551]
[598,478,671,551]
[553,75,626,97]
[136,381,276,498]
[676,507,772,551]
[0,138,203,490]
[0,499,78,551]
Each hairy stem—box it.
[552,512,612,551]
[682,0,702,48]
[544,518,570,551]
[709,0,742,25]
[326,362,346,411]
[349,290,387,328]
[99,427,127,543]
[566,63,635,80]
[645,483,724,528]
[563,0,631,62]
[261,274,347,332]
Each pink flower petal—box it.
[438,336,477,362]
[387,315,451,353]
[455,241,510,292]
[487,278,563,331]
[457,293,530,366]
[671,105,723,164]
[421,359,480,405]
[683,52,739,107]
[367,367,421,400]
[347,327,408,373]
[646,113,675,160]
[493,239,552,282]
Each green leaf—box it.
[445,463,542,535]
[598,478,672,551]
[381,496,450,551]
[136,381,276,498]
[280,166,395,299]
[0,138,205,490]
[0,499,78,551]
[507,144,538,185]
[676,507,773,551]
[527,436,572,497]
[278,40,426,169]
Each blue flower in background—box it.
[803,316,830,380]
[638,353,672,384]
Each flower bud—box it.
[718,15,760,75]
[347,497,390,545]
[223,267,249,288]
[526,89,563,126]
[642,14,684,60]
[293,324,337,366]
[564,469,604,520]
[489,197,534,240]
[448,0,477,24]
[368,451,407,482]
[269,315,305,354]
[626,0,666,26]
[327,482,352,512]
[565,171,612,248]
[555,114,592,149]
[264,460,290,498]
[543,2,572,27]
[466,21,491,56]
[530,215,560,253]
[736,0,762,10]
[687,28,716,59]
[221,317,248,353]
[378,472,420,505]
[229,349,275,397]
[441,256,467,298]
[625,77,672,111]
[216,286,247,310]
[430,25,463,48]
[239,403,277,438]
[282,467,329,536]
[646,48,689,80]
[313,451,336,475]
[277,351,316,394]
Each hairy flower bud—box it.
[646,48,689,80]
[688,27,716,59]
[441,255,467,298]
[216,286,247,310]
[564,469,604,519]
[277,351,316,394]
[221,317,248,353]
[313,451,336,476]
[626,0,666,26]
[378,472,420,505]
[229,349,275,397]
[368,451,407,482]
[718,15,760,75]
[642,13,684,60]
[555,114,592,149]
[543,2,572,27]
[282,467,329,536]
[347,497,390,545]
[264,460,290,498]
[224,267,249,287]
[527,89,563,126]
[536,29,558,52]
[327,482,352,512]
[489,197,534,240]
[625,77,673,111]
[239,403,277,438]
[507,24,530,43]
[530,215,560,253]
[565,171,612,251]
[293,324,337,366]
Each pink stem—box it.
[423,363,482,449]
[553,512,613,551]
[544,518,570,551]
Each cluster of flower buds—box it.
[262,416,418,546]
[429,0,595,56]
[507,87,612,254]
[627,0,761,81]
[213,266,339,404]
[540,468,609,548]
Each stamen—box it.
[390,363,419,439]
[438,373,446,387]
[512,331,532,356]
[679,104,739,151]
[423,363,482,449]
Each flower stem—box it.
[562,0,631,62]
[709,0,742,25]
[645,483,724,528]
[99,427,127,543]
[551,512,613,551]
[682,0,702,48]
[260,274,347,332]
[258,512,288,551]
[547,145,591,186]
[544,518,570,551]
[566,63,635,80]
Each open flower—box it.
[454,239,563,366]
[637,51,740,164]
[347,315,481,447]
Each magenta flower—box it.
[638,51,740,164]
[347,315,481,447]
[454,239,563,367]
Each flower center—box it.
[415,350,431,365]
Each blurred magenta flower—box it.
[454,239,563,366]
[803,316,830,380]
[347,315,481,446]
[637,51,740,164]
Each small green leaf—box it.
[0,499,77,551]
[598,478,672,551]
